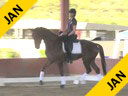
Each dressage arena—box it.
[0,78,128,96]
[0,58,127,96]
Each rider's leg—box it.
[64,38,70,63]
[67,36,73,63]
[64,35,74,63]
[68,42,73,63]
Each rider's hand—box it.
[68,33,72,36]
[59,32,67,36]
[68,31,74,36]
[59,33,64,36]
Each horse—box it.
[32,27,107,88]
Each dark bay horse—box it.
[32,27,107,88]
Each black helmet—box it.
[69,8,76,14]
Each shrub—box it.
[0,48,20,58]
[39,50,47,58]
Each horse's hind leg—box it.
[83,61,92,74]
[91,61,100,74]
[73,58,92,85]
[91,61,103,80]
[80,59,92,80]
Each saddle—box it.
[60,34,82,54]
[62,42,82,54]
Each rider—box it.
[60,8,77,64]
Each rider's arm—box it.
[68,25,76,36]
[59,26,68,36]
[59,30,67,36]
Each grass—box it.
[1,0,128,26]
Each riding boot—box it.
[69,52,73,64]
[67,50,72,64]
[65,53,70,63]
[68,37,73,64]
[65,44,72,64]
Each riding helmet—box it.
[69,8,76,14]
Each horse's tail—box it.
[97,44,107,75]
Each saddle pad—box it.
[62,42,82,54]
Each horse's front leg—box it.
[39,61,53,85]
[57,61,66,88]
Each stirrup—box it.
[65,58,72,64]
[69,60,73,64]
[67,59,72,64]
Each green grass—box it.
[0,48,20,58]
[1,0,128,26]
[0,48,47,58]
[39,50,47,58]
[21,0,128,26]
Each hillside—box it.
[1,0,128,26]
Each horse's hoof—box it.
[96,74,103,81]
[39,80,43,85]
[73,80,79,85]
[80,80,86,84]
[60,85,65,88]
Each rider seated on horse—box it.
[59,8,77,64]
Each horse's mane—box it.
[32,27,59,40]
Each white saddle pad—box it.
[62,42,82,54]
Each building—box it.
[2,19,128,41]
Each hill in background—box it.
[1,0,128,26]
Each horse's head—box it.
[32,27,58,49]
[32,27,47,49]
[33,37,42,49]
[32,34,42,49]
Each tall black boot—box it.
[67,51,73,64]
